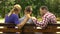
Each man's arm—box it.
[32,17,48,28]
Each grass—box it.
[57,18,60,21]
[0,18,4,20]
[0,18,4,23]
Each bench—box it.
[0,23,60,34]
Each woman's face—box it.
[15,9,21,14]
[18,9,21,14]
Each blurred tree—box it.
[0,0,60,18]
[0,0,15,18]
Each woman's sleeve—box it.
[5,16,7,23]
[14,15,20,24]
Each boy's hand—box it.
[26,14,31,18]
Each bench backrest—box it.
[0,23,60,32]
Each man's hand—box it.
[31,17,37,20]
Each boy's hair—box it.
[25,6,32,12]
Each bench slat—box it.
[0,28,60,32]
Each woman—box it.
[5,4,30,34]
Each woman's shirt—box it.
[5,14,20,24]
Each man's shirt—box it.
[33,12,57,28]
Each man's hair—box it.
[40,6,48,10]
[25,6,32,12]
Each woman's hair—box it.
[8,4,21,16]
[25,6,32,12]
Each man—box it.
[32,6,57,34]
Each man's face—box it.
[30,7,32,14]
[40,8,46,16]
[40,8,44,15]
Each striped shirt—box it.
[33,12,57,28]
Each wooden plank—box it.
[0,28,22,32]
[0,23,60,26]
[0,28,60,32]
[23,29,60,32]
[0,23,16,26]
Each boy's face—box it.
[24,7,32,15]
[25,11,32,15]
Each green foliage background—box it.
[0,0,60,18]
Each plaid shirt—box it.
[33,12,57,28]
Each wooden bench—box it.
[0,23,60,34]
